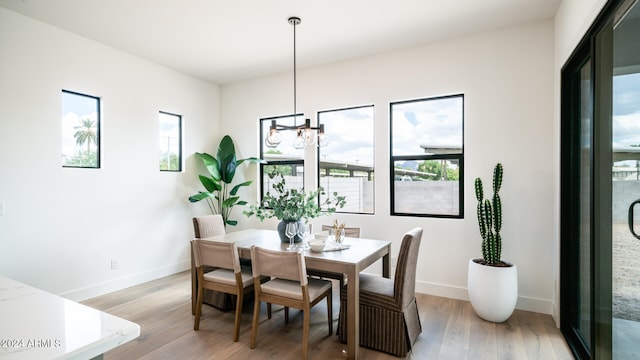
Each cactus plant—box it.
[474,163,504,266]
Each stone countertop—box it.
[0,276,140,360]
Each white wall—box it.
[0,7,220,300]
[551,0,608,323]
[221,20,556,314]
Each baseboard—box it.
[415,280,554,315]
[61,260,191,302]
[552,300,560,326]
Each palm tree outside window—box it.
[62,90,100,168]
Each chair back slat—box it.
[321,225,361,238]
[393,227,423,308]
[192,239,240,273]
[250,246,307,285]
[193,214,225,238]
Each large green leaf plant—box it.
[188,135,263,227]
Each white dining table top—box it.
[0,276,140,360]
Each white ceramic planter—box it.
[467,258,518,323]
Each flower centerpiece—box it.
[244,169,346,243]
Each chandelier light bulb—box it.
[293,129,306,149]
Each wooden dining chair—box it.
[249,245,333,360]
[191,239,254,342]
[320,224,361,238]
[191,214,234,313]
[192,214,226,238]
[337,227,423,357]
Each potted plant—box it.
[188,135,263,227]
[467,163,518,322]
[243,169,346,243]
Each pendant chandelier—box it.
[264,16,328,149]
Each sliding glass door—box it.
[561,0,640,358]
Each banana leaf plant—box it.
[188,135,263,227]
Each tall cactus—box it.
[474,163,503,265]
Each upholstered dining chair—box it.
[249,245,333,360]
[191,215,234,313]
[191,239,254,342]
[338,227,423,357]
[192,214,226,238]
[306,225,361,289]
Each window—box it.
[61,90,100,168]
[159,111,182,171]
[260,115,305,198]
[318,105,374,214]
[390,94,464,218]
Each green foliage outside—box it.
[160,152,180,171]
[65,150,98,167]
[263,164,294,176]
[64,118,98,167]
[418,160,459,180]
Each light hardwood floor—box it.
[82,271,574,359]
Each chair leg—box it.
[233,292,243,342]
[194,286,204,330]
[327,291,333,335]
[267,303,272,319]
[302,307,310,360]
[250,296,260,349]
[285,306,289,324]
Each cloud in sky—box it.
[391,96,463,156]
[61,111,98,157]
[159,113,180,154]
[61,91,100,159]
[613,73,640,148]
[319,106,374,165]
[613,111,640,148]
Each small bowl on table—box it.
[309,240,326,252]
[314,231,329,241]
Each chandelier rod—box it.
[289,16,300,124]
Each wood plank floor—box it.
[82,271,574,360]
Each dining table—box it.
[192,228,391,360]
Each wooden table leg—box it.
[191,244,196,315]
[346,265,359,359]
[382,246,391,278]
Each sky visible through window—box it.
[613,72,640,151]
[319,106,374,166]
[392,96,463,156]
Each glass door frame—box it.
[560,0,637,358]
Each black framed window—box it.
[159,111,182,172]
[390,94,464,218]
[259,115,305,199]
[61,90,100,168]
[318,105,374,214]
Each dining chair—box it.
[192,214,226,238]
[337,227,423,357]
[306,225,361,289]
[191,239,254,342]
[191,215,234,313]
[249,245,333,360]
[320,224,361,238]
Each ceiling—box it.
[0,0,561,84]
